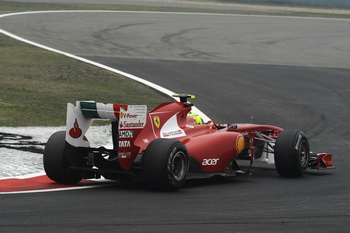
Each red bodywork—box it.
[117,100,282,173]
[63,95,333,181]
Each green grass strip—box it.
[1,0,349,126]
[0,34,170,126]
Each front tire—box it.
[143,139,188,190]
[43,131,82,184]
[274,130,310,178]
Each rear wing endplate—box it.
[65,101,147,147]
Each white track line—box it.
[0,10,212,122]
[0,10,213,192]
[1,185,103,195]
[0,171,102,195]
[0,9,346,192]
[1,9,348,124]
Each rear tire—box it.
[274,130,310,178]
[143,139,188,190]
[43,131,82,184]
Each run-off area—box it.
[0,126,112,178]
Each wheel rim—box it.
[298,141,309,167]
[171,151,186,181]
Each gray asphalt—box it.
[3,0,350,9]
[0,0,293,13]
[1,11,350,233]
[2,12,349,68]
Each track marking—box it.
[0,10,212,194]
[2,10,348,123]
[0,173,103,194]
[0,10,212,122]
[0,11,210,194]
[1,10,348,193]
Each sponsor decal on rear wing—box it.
[119,105,147,129]
[65,101,147,147]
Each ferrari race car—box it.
[43,94,334,190]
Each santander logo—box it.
[69,119,82,138]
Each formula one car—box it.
[43,94,334,190]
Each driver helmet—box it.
[188,112,204,125]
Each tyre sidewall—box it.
[143,139,188,190]
[43,131,82,184]
[167,143,188,189]
[275,130,310,177]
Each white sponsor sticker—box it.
[119,140,131,148]
[119,105,147,129]
[118,152,132,158]
[119,130,134,138]
[160,114,186,139]
[162,130,185,138]
[295,134,302,150]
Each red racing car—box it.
[43,94,334,190]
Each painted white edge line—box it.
[0,185,103,195]
[1,178,127,195]
[0,9,347,192]
[0,171,99,195]
[0,172,105,195]
[0,10,212,123]
[0,172,114,195]
[1,9,348,123]
[0,10,212,191]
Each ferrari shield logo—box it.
[153,116,161,128]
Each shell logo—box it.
[236,135,245,153]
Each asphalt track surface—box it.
[1,10,350,233]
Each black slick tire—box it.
[43,131,82,184]
[143,139,188,190]
[274,130,310,178]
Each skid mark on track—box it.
[161,27,208,44]
[0,132,45,154]
[305,114,329,139]
[161,27,221,60]
[92,23,151,40]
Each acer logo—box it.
[202,158,220,166]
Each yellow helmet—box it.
[188,112,204,125]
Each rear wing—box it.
[65,101,147,148]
